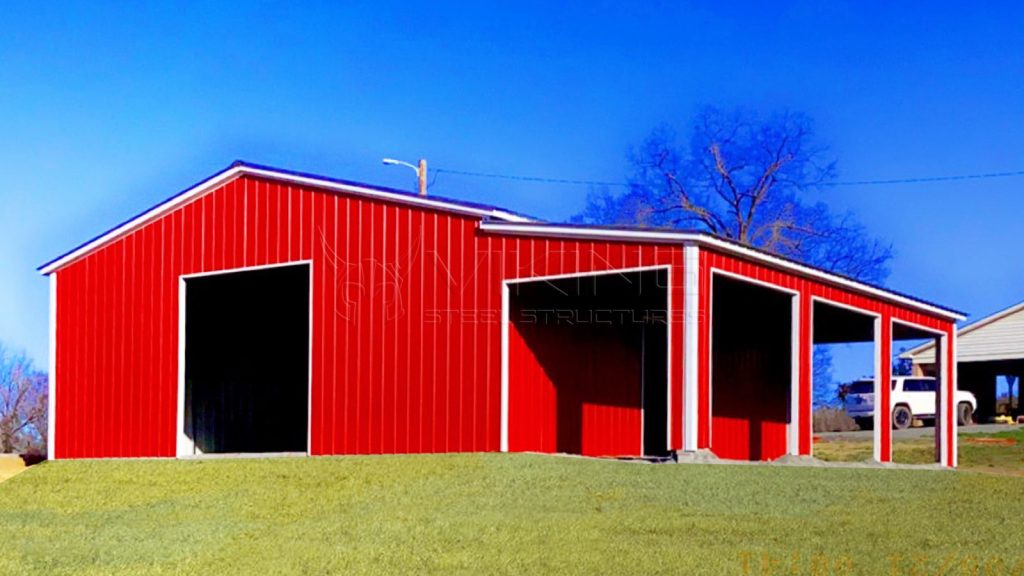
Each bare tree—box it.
[575,107,892,283]
[892,349,914,376]
[0,345,47,454]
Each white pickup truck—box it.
[843,376,977,430]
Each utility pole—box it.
[382,157,429,197]
[418,159,428,197]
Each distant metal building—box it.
[903,301,1024,422]
[41,162,965,465]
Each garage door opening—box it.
[811,299,877,461]
[958,366,1021,425]
[506,268,669,457]
[892,322,947,464]
[710,274,795,461]
[180,263,310,455]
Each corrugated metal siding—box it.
[699,248,956,463]
[53,175,687,458]
[508,313,644,456]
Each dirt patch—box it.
[964,437,1017,446]
[0,455,27,483]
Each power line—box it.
[824,169,1024,186]
[434,167,1024,188]
[433,168,628,187]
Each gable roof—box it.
[901,300,1024,362]
[38,161,966,322]
[37,160,533,274]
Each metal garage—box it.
[40,161,966,466]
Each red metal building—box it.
[40,162,966,466]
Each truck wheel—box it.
[892,405,913,430]
[855,417,874,431]
[957,402,974,426]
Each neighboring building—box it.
[40,161,965,466]
[903,300,1024,422]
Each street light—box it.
[382,157,428,197]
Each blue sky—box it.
[2,2,1023,382]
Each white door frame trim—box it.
[176,260,314,458]
[708,269,800,457]
[809,296,881,460]
[500,264,673,456]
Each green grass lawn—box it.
[1,454,1023,575]
[815,427,1024,474]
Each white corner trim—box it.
[176,261,314,458]
[682,245,700,452]
[478,222,964,322]
[47,273,57,459]
[176,276,189,457]
[39,165,531,275]
[500,283,510,452]
[789,294,801,456]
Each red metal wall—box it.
[53,174,686,458]
[697,249,957,463]
[508,315,645,456]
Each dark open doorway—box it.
[711,274,793,461]
[183,264,309,454]
[507,268,669,457]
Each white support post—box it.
[872,317,883,463]
[950,330,959,468]
[937,333,954,467]
[683,245,700,452]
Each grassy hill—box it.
[1,453,1022,575]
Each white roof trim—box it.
[901,300,1024,359]
[39,164,531,275]
[478,222,966,322]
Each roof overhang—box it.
[478,221,967,323]
[38,162,532,275]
